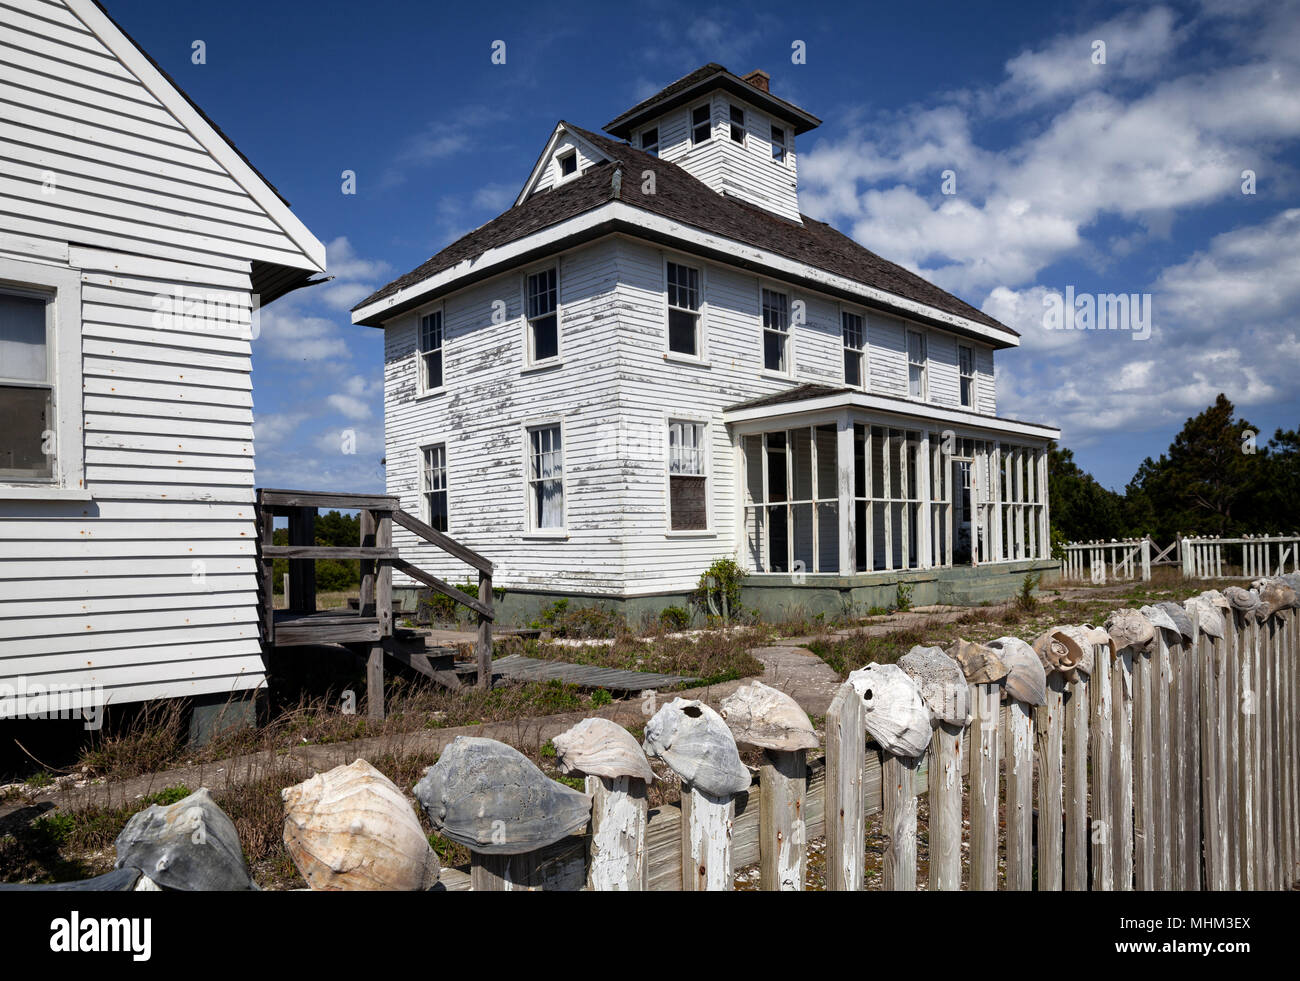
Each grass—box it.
[522,629,765,686]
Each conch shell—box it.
[1254,579,1298,618]
[642,698,751,796]
[413,737,591,855]
[947,637,1009,684]
[846,664,930,758]
[987,636,1047,705]
[553,718,655,782]
[1105,609,1155,653]
[898,645,970,725]
[282,759,440,891]
[1031,627,1090,681]
[1184,596,1224,639]
[719,681,819,751]
[115,787,255,891]
[1155,601,1195,644]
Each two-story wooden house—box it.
[351,64,1060,622]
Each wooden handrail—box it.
[262,545,399,560]
[393,558,494,620]
[258,488,399,511]
[393,508,493,575]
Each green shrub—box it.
[532,599,625,639]
[658,606,691,631]
[419,580,506,625]
[895,582,913,612]
[591,688,613,707]
[1016,573,1041,612]
[694,557,744,619]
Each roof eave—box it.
[604,70,822,139]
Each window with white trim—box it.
[691,104,711,144]
[907,329,928,399]
[527,424,564,531]
[668,420,707,531]
[0,288,54,481]
[959,344,975,408]
[762,288,789,373]
[666,261,702,357]
[841,310,864,387]
[525,267,559,364]
[557,149,577,178]
[729,104,745,143]
[641,127,659,156]
[418,310,443,392]
[771,125,787,162]
[421,443,448,532]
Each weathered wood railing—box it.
[1059,536,1151,582]
[1182,534,1300,579]
[255,489,495,717]
[427,579,1298,890]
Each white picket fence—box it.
[1059,537,1152,583]
[1182,534,1300,579]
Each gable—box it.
[515,123,611,204]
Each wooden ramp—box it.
[488,653,695,691]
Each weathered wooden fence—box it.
[416,578,1298,891]
[1182,534,1300,580]
[1059,537,1151,583]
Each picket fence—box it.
[1059,538,1152,583]
[436,586,1298,891]
[1182,535,1300,580]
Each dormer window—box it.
[558,150,577,178]
[641,127,659,157]
[729,105,745,143]
[771,125,787,162]
[691,104,711,145]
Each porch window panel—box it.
[815,424,837,499]
[791,427,813,500]
[855,499,868,573]
[765,431,787,503]
[744,434,765,505]
[767,504,789,572]
[818,502,839,574]
[792,502,814,575]
[746,505,767,571]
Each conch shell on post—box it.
[1156,601,1195,644]
[947,637,1009,684]
[1104,609,1155,653]
[114,787,255,891]
[1139,604,1179,636]
[642,698,751,797]
[898,645,970,725]
[1184,596,1224,639]
[413,737,591,855]
[1253,579,1298,618]
[987,636,1047,705]
[281,759,440,891]
[719,681,819,751]
[1031,627,1089,681]
[553,718,655,783]
[846,663,930,758]
[1223,586,1260,617]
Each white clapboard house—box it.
[0,0,325,714]
[351,64,1060,620]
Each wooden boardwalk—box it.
[487,654,695,691]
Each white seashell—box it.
[1155,602,1195,643]
[1199,589,1231,611]
[846,664,930,758]
[987,636,1047,705]
[1139,604,1179,637]
[946,637,1009,684]
[898,645,970,725]
[553,718,655,782]
[414,737,591,855]
[1184,596,1224,639]
[642,698,751,797]
[719,681,819,751]
[282,759,440,891]
[1105,609,1155,653]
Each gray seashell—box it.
[846,664,931,757]
[1105,609,1155,653]
[643,698,751,796]
[1156,602,1195,643]
[1280,572,1300,595]
[413,737,591,855]
[987,636,1047,705]
[114,788,255,891]
[1184,596,1224,639]
[947,637,1009,684]
[0,867,142,892]
[282,759,440,891]
[1139,604,1179,637]
[719,681,819,751]
[898,645,970,725]
[1199,589,1231,610]
[553,718,656,782]
[1223,586,1259,613]
[1254,579,1298,618]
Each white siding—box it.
[529,133,608,195]
[0,0,316,705]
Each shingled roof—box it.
[353,123,1013,340]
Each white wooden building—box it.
[352,65,1060,618]
[0,0,325,712]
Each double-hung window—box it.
[641,127,659,156]
[557,150,577,178]
[842,311,865,387]
[729,105,745,143]
[762,288,790,373]
[419,310,443,392]
[527,424,564,531]
[526,267,559,364]
[907,329,928,399]
[666,261,702,357]
[0,288,54,481]
[771,125,787,162]
[959,344,975,408]
[422,443,448,532]
[668,420,707,531]
[691,104,711,144]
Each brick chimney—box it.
[742,69,770,93]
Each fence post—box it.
[1064,670,1090,890]
[1113,646,1135,889]
[1132,643,1154,889]
[1005,695,1035,889]
[1091,641,1114,889]
[969,680,1002,890]
[476,570,493,690]
[1142,536,1152,581]
[758,748,808,891]
[928,721,963,891]
[1035,672,1065,890]
[882,750,922,891]
[824,682,864,891]
[1183,616,1202,890]
[586,774,649,891]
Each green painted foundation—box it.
[394,559,1059,629]
[187,690,261,748]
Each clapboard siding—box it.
[0,0,322,706]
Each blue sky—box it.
[112,0,1300,491]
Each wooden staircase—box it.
[255,488,496,717]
